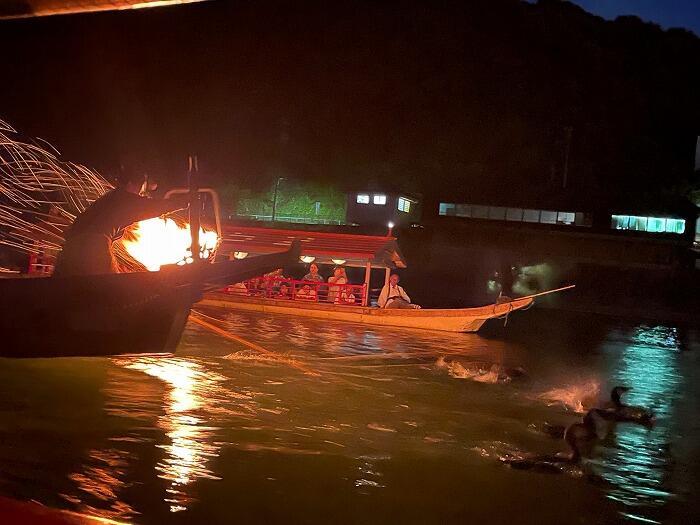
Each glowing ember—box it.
[122,217,219,271]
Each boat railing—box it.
[28,252,56,275]
[224,276,367,306]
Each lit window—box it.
[540,211,557,224]
[556,212,575,225]
[398,197,411,213]
[611,215,628,230]
[628,216,647,231]
[356,194,369,204]
[506,208,523,221]
[666,218,685,234]
[610,215,685,234]
[373,194,387,205]
[523,209,540,223]
[646,217,666,233]
[439,202,456,216]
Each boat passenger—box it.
[246,277,263,296]
[266,268,285,279]
[377,273,421,309]
[53,170,187,277]
[275,283,291,299]
[341,291,357,305]
[296,284,317,301]
[327,266,348,303]
[302,263,324,283]
[334,272,357,304]
[264,268,285,295]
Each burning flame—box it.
[122,217,219,271]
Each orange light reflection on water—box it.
[65,447,137,522]
[124,358,223,513]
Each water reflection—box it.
[121,357,224,513]
[354,455,388,491]
[3,310,695,524]
[66,447,136,521]
[601,325,682,522]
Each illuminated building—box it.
[436,200,696,245]
[346,190,422,228]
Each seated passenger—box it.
[342,291,357,305]
[377,273,421,309]
[296,284,317,301]
[302,263,324,283]
[327,266,347,303]
[275,283,291,299]
[264,268,285,295]
[246,277,264,296]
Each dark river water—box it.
[0,308,698,524]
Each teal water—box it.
[0,309,697,524]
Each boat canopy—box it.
[220,225,407,269]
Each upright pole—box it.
[271,176,284,222]
[362,261,372,306]
[188,155,200,263]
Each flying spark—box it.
[0,120,218,272]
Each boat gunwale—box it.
[202,292,533,318]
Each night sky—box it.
[572,0,700,35]
[1,0,698,207]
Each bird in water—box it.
[535,386,654,438]
[535,422,567,439]
[503,409,605,475]
[437,357,528,384]
[601,386,655,426]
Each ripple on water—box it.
[595,325,684,520]
[0,310,695,524]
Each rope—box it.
[503,302,513,327]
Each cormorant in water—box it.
[504,409,605,474]
[536,422,566,439]
[602,386,654,426]
[536,386,654,438]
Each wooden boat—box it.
[198,224,574,333]
[0,244,299,358]
[200,291,551,333]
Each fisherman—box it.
[53,170,187,277]
[377,273,421,309]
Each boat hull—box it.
[199,293,534,333]
[0,272,197,358]
[0,244,300,358]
